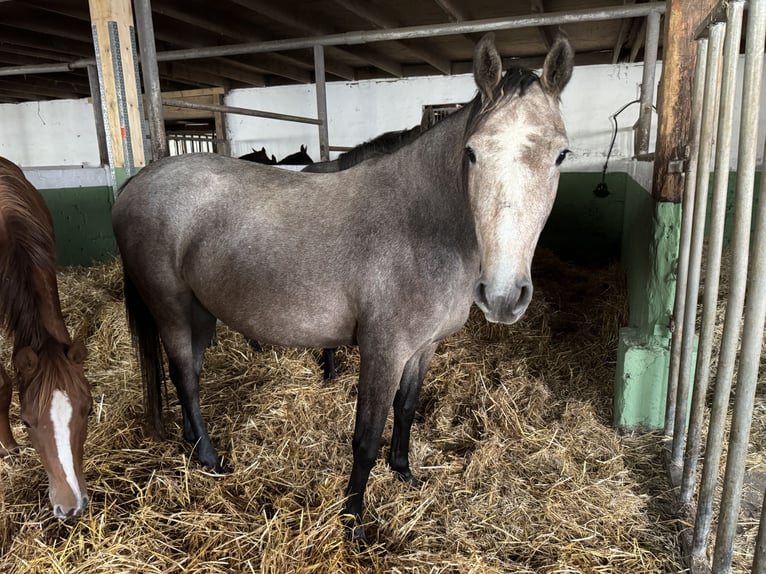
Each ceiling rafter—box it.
[0,1,670,103]
[228,0,404,77]
[333,0,452,74]
[530,0,559,50]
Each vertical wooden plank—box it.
[652,0,719,202]
[88,0,146,188]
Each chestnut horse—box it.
[0,156,91,520]
[113,34,573,540]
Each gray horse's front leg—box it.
[389,344,437,486]
[343,355,405,541]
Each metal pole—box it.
[635,10,661,156]
[86,64,109,166]
[752,484,766,573]
[313,45,330,162]
[133,0,167,160]
[161,98,322,125]
[664,37,708,438]
[0,2,667,77]
[711,134,766,572]
[693,0,766,560]
[669,21,724,470]
[679,0,744,507]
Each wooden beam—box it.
[530,0,558,50]
[230,0,403,77]
[88,0,146,182]
[652,0,718,202]
[333,0,452,74]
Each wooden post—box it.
[88,0,147,190]
[652,0,718,202]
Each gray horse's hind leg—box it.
[161,298,222,471]
[389,343,437,486]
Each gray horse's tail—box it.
[123,270,166,438]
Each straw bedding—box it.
[0,249,689,573]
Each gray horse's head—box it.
[466,33,573,324]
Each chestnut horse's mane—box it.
[0,157,65,352]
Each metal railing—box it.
[664,1,766,571]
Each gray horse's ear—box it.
[473,33,503,105]
[541,34,574,97]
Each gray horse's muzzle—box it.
[473,277,533,324]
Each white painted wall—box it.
[225,63,654,169]
[1,58,764,174]
[0,99,101,168]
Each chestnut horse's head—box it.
[15,339,91,520]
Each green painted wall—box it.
[39,186,117,267]
[540,172,627,265]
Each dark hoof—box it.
[344,516,367,544]
[393,469,422,488]
[245,337,262,352]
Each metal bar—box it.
[692,0,766,560]
[161,98,322,126]
[679,0,744,506]
[752,482,766,573]
[635,10,661,155]
[86,64,109,166]
[712,135,766,572]
[694,0,733,40]
[134,0,167,160]
[313,45,330,162]
[669,21,724,470]
[664,37,709,437]
[0,2,666,77]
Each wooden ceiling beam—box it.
[0,25,93,58]
[0,79,84,99]
[333,0,452,74]
[611,0,637,63]
[530,0,559,51]
[430,0,486,47]
[229,0,403,77]
[157,61,233,90]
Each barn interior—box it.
[0,1,765,573]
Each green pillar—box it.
[615,183,691,429]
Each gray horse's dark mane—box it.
[336,125,423,170]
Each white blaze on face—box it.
[50,389,81,501]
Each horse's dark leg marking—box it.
[160,299,222,472]
[321,348,337,380]
[343,353,405,541]
[389,343,437,486]
[244,337,262,352]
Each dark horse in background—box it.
[238,147,276,165]
[112,33,573,541]
[0,156,91,520]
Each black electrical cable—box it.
[594,99,657,198]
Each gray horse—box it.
[112,33,573,541]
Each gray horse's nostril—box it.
[514,282,533,314]
[476,281,489,307]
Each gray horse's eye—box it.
[556,149,571,166]
[465,146,477,163]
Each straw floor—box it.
[0,249,689,573]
